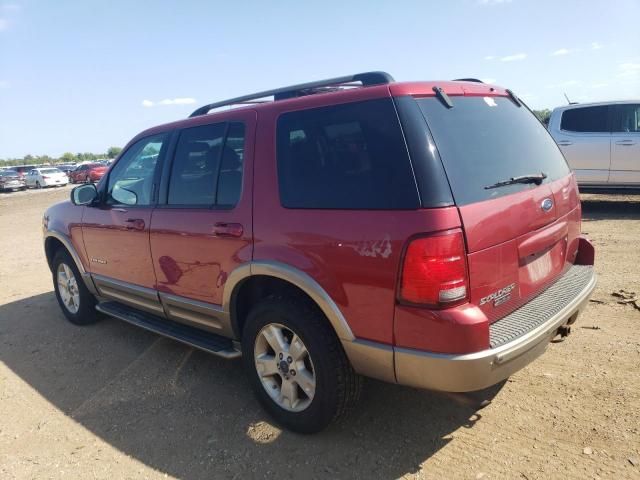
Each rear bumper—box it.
[394,265,596,392]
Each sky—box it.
[1,0,639,159]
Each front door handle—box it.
[556,140,573,146]
[213,222,243,238]
[125,218,145,231]
[615,139,635,146]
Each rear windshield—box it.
[417,96,570,206]
[40,168,61,174]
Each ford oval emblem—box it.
[541,198,554,212]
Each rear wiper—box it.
[484,172,547,190]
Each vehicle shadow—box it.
[0,292,502,480]
[581,195,640,222]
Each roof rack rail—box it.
[452,78,484,83]
[189,71,394,117]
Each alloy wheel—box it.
[254,323,316,412]
[57,262,80,314]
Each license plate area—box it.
[518,238,567,298]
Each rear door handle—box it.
[615,139,636,146]
[556,140,573,146]
[124,218,145,231]
[213,222,243,238]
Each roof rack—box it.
[189,71,394,117]
[452,78,484,83]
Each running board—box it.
[96,301,241,359]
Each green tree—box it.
[61,152,75,163]
[533,109,552,127]
[107,146,122,159]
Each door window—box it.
[168,122,245,207]
[107,134,166,206]
[560,106,609,133]
[612,104,640,133]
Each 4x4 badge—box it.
[541,198,554,212]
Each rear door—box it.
[610,103,640,185]
[554,105,611,185]
[416,95,579,322]
[149,111,255,334]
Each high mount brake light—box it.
[399,230,469,307]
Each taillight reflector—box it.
[400,230,469,307]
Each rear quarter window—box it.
[276,98,420,209]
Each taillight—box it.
[43,176,51,179]
[399,230,469,307]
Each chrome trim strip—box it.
[92,274,164,314]
[159,292,233,335]
[394,272,597,392]
[44,230,98,295]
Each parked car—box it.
[43,72,596,433]
[548,101,640,188]
[55,164,78,176]
[25,167,69,188]
[68,163,108,184]
[11,165,37,178]
[0,169,27,191]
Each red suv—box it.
[69,163,108,184]
[43,72,596,433]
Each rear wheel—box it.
[52,250,100,325]
[35,181,41,189]
[242,297,362,433]
[85,175,91,184]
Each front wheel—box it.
[35,181,42,189]
[85,176,91,184]
[242,297,362,433]
[52,250,100,325]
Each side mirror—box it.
[71,183,98,206]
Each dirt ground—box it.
[0,186,638,480]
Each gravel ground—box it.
[0,187,638,480]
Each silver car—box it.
[548,100,640,188]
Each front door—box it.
[82,133,169,313]
[610,103,640,186]
[149,111,255,334]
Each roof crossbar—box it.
[189,71,394,117]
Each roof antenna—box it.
[563,92,572,105]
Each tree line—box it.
[0,147,122,167]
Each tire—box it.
[242,296,362,433]
[85,176,91,184]
[52,249,100,325]
[35,181,41,189]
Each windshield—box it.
[417,96,570,206]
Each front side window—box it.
[168,122,245,207]
[612,104,640,133]
[560,106,609,133]
[107,134,166,206]
[276,98,419,209]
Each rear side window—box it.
[168,122,245,207]
[417,96,570,206]
[276,98,420,209]
[560,106,609,132]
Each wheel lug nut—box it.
[279,353,283,360]
[287,356,292,363]
[290,370,296,376]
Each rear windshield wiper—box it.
[484,172,547,190]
